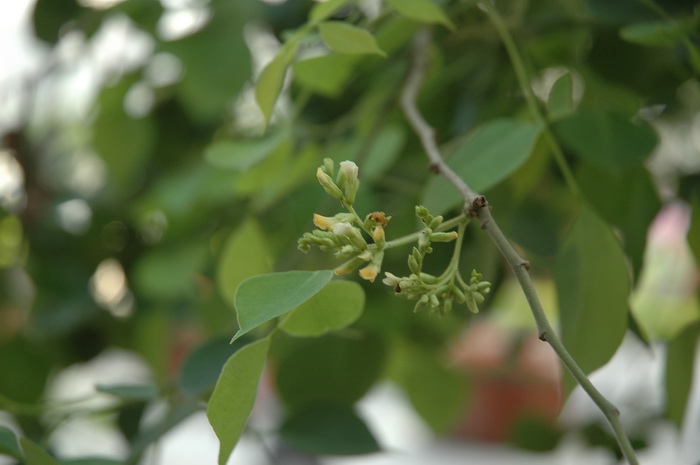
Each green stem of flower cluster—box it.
[374,214,467,251]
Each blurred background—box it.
[1,0,700,464]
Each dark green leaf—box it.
[665,322,700,427]
[423,119,543,214]
[178,336,248,398]
[20,437,61,465]
[232,270,334,342]
[689,197,700,265]
[275,332,386,408]
[96,383,158,401]
[547,72,575,119]
[280,280,365,337]
[61,458,124,465]
[216,218,272,306]
[620,21,687,47]
[132,242,209,300]
[552,109,658,174]
[319,22,386,57]
[280,403,381,455]
[32,0,81,43]
[555,205,629,393]
[0,427,21,459]
[207,337,270,465]
[387,0,454,30]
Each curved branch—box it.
[400,27,639,465]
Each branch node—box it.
[519,259,531,271]
[470,196,488,216]
[429,163,440,174]
[538,331,548,341]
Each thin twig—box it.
[400,27,639,465]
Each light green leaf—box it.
[547,72,574,119]
[310,0,353,22]
[232,270,334,342]
[217,217,272,306]
[620,20,686,47]
[279,403,381,455]
[203,132,286,171]
[20,437,61,465]
[255,44,298,125]
[319,21,386,57]
[423,119,543,214]
[0,427,21,459]
[294,53,358,96]
[387,0,454,30]
[281,280,365,337]
[362,124,407,184]
[95,383,158,401]
[207,337,270,465]
[555,205,629,393]
[665,322,700,427]
[552,109,658,174]
[275,332,386,408]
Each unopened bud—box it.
[322,158,334,177]
[334,256,365,276]
[336,161,359,205]
[429,231,459,242]
[316,167,343,200]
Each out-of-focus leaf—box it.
[62,459,123,465]
[577,164,661,281]
[585,0,655,24]
[93,79,155,192]
[319,22,386,57]
[665,322,700,427]
[294,53,358,97]
[397,347,468,432]
[281,280,365,337]
[207,337,270,465]
[216,217,272,306]
[361,124,407,184]
[132,241,209,300]
[96,383,158,401]
[620,20,687,47]
[275,332,386,408]
[32,0,81,43]
[309,0,352,22]
[20,437,61,465]
[178,336,248,398]
[423,119,543,214]
[689,197,700,264]
[163,0,257,121]
[279,403,381,455]
[232,271,334,342]
[0,338,51,403]
[555,205,629,394]
[255,52,289,125]
[387,0,454,30]
[204,131,287,171]
[552,109,658,174]
[233,137,293,197]
[547,72,575,119]
[0,427,21,459]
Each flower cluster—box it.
[298,159,388,282]
[298,159,491,315]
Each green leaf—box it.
[620,21,687,48]
[32,0,81,44]
[0,427,21,459]
[61,458,124,465]
[555,205,629,393]
[665,322,700,427]
[689,197,700,265]
[178,336,247,398]
[232,270,334,342]
[20,437,61,465]
[387,0,454,30]
[275,332,386,408]
[319,22,387,57]
[279,403,381,455]
[547,72,575,119]
[398,348,468,432]
[217,218,272,306]
[422,119,543,214]
[280,280,365,337]
[361,124,407,184]
[310,0,352,22]
[552,109,658,174]
[96,383,158,401]
[255,43,298,125]
[294,53,359,97]
[203,132,287,171]
[207,337,270,465]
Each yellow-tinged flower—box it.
[372,226,384,242]
[359,263,380,282]
[313,214,334,230]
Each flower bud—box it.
[316,167,343,200]
[382,272,401,288]
[332,222,366,249]
[336,161,359,205]
[313,212,355,231]
[333,256,365,276]
[429,231,459,242]
[372,226,385,242]
[322,158,334,177]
